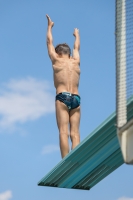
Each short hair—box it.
[55,43,71,56]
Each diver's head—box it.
[55,43,71,57]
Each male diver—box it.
[46,14,81,158]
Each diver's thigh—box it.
[69,106,80,131]
[55,100,69,131]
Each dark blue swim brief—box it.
[56,92,81,110]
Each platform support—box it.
[116,0,133,165]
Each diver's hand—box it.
[46,14,54,28]
[73,28,79,37]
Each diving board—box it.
[38,98,133,190]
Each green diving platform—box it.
[38,98,133,190]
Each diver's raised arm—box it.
[73,28,80,62]
[46,14,57,62]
